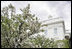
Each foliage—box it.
[56,39,70,48]
[23,35,58,48]
[1,3,44,48]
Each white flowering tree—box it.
[23,35,58,48]
[1,3,45,48]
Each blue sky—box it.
[1,1,71,31]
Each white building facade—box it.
[41,17,66,40]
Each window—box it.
[54,28,57,34]
[45,30,47,35]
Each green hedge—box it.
[56,39,70,48]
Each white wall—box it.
[45,22,65,40]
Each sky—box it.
[1,1,71,31]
